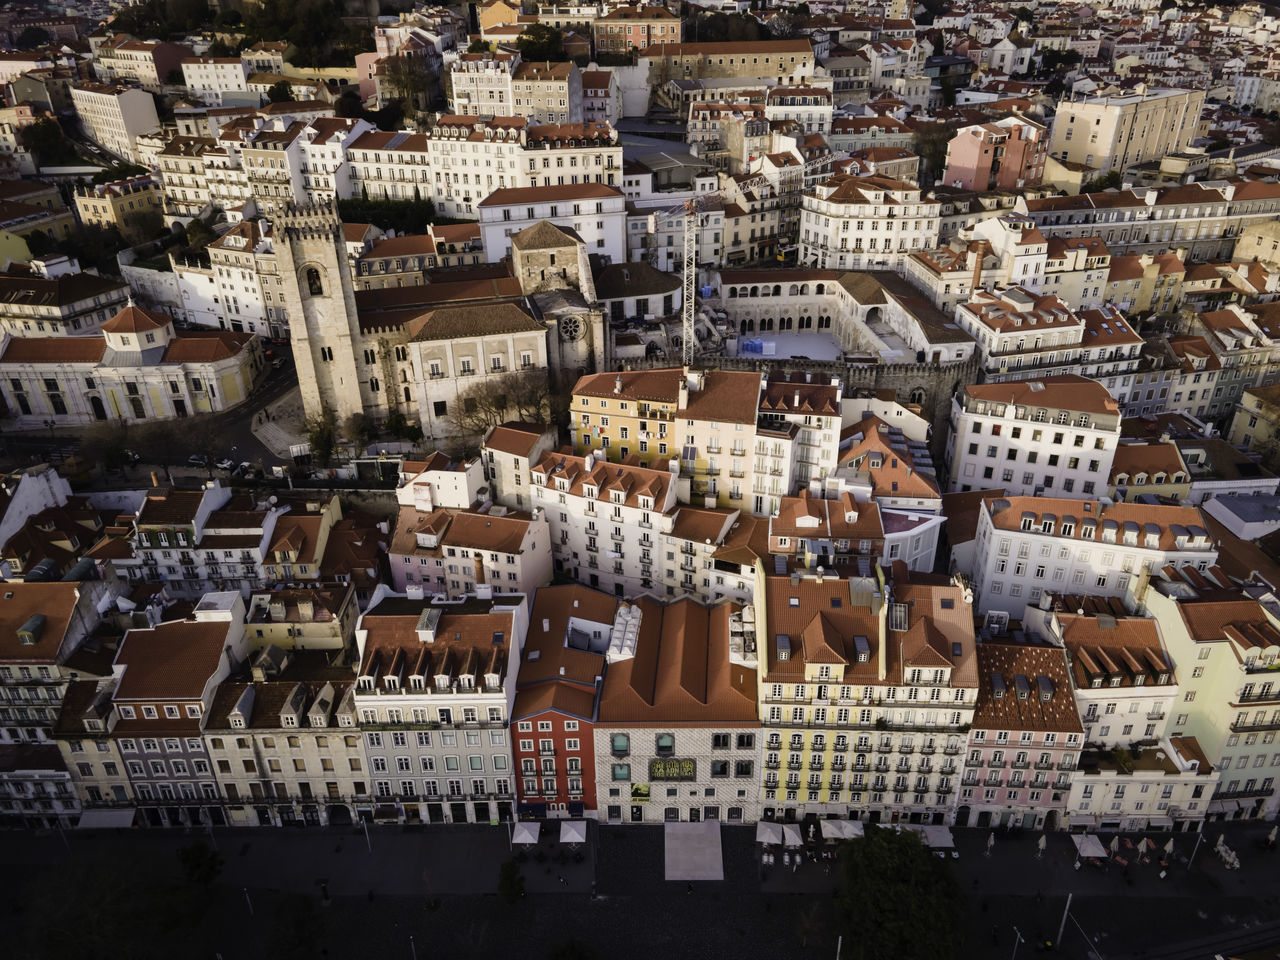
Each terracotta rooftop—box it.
[113,617,232,701]
[972,641,1082,734]
[961,374,1120,418]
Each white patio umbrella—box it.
[1163,838,1175,857]
[987,832,995,853]
[1037,834,1047,855]
[1137,838,1150,856]
[807,823,816,841]
[1269,825,1278,845]
[512,821,540,845]
[1110,835,1121,855]
[1216,833,1226,851]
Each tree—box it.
[16,25,51,47]
[380,54,438,113]
[306,408,339,464]
[342,411,376,449]
[468,39,490,53]
[1081,170,1123,192]
[92,162,149,184]
[266,80,294,103]
[451,370,547,440]
[177,841,224,889]
[912,123,955,182]
[516,23,565,62]
[835,827,963,960]
[18,117,78,166]
[80,420,133,472]
[385,409,423,444]
[507,367,551,423]
[497,858,525,905]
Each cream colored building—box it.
[1046,87,1206,176]
[0,304,265,426]
[73,175,163,244]
[70,82,160,164]
[245,586,358,653]
[799,174,941,272]
[1228,384,1280,465]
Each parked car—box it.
[272,357,286,369]
[187,454,209,467]
[215,457,234,471]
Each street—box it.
[3,820,1278,960]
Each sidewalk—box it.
[250,386,306,459]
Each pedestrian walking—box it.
[686,882,693,894]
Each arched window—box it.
[306,268,324,295]
[1114,474,1129,486]
[815,283,824,294]
[772,285,781,296]
[370,377,380,392]
[728,287,738,298]
[403,386,411,403]
[909,387,926,406]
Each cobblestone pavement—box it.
[4,820,1278,959]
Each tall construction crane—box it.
[643,148,848,367]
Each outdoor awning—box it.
[559,820,587,845]
[76,807,136,829]
[818,819,865,840]
[512,821,540,845]
[1207,799,1241,814]
[921,825,955,849]
[1071,815,1099,829]
[1146,817,1175,830]
[1071,833,1108,858]
[756,820,783,845]
[781,823,803,847]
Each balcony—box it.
[830,761,846,773]
[1230,719,1280,733]
[1034,761,1054,771]
[919,745,935,755]
[808,761,824,772]
[898,745,915,755]
[765,759,780,770]
[1214,787,1273,801]
[1236,690,1280,705]
[876,743,893,754]
[935,786,953,795]
[1057,761,1076,770]
[538,747,556,757]
[943,746,961,756]
[1011,760,1030,770]
[987,759,1007,769]
[787,761,802,771]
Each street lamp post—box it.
[1010,927,1025,960]
[363,818,372,853]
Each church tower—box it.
[275,201,366,423]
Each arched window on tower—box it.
[306,268,324,296]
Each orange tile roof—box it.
[972,641,1082,734]
[114,618,232,701]
[961,374,1119,417]
[984,496,1211,553]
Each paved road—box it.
[4,820,1278,960]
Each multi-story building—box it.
[388,505,552,597]
[110,592,249,828]
[799,174,941,272]
[72,175,163,244]
[483,422,559,512]
[955,287,1085,383]
[942,115,1048,192]
[596,596,760,824]
[353,592,529,824]
[53,677,135,826]
[964,640,1081,830]
[641,40,816,87]
[531,449,677,599]
[945,376,1122,497]
[581,69,620,125]
[758,566,977,825]
[1047,87,1205,176]
[594,5,680,54]
[570,367,763,513]
[512,585,609,819]
[764,86,833,136]
[0,304,266,428]
[242,119,308,217]
[0,255,128,339]
[1228,383,1280,464]
[1020,597,1217,832]
[1138,574,1280,822]
[95,37,191,90]
[477,183,627,263]
[180,56,251,105]
[70,82,160,163]
[204,649,360,827]
[156,134,214,222]
[245,585,358,653]
[447,51,520,117]
[969,496,1219,616]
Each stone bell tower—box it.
[275,201,366,423]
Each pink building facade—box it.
[959,641,1082,830]
[942,117,1047,192]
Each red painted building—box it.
[511,585,613,818]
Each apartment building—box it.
[447,52,520,117]
[398,452,487,513]
[969,496,1219,616]
[758,567,977,825]
[388,505,552,597]
[53,678,134,825]
[156,135,214,222]
[1105,252,1184,316]
[96,37,191,90]
[594,5,680,54]
[571,367,764,513]
[531,449,677,599]
[180,56,251,105]
[204,650,360,827]
[956,287,1085,383]
[477,183,627,263]
[1140,576,1280,822]
[768,491,885,575]
[70,82,160,164]
[73,175,162,244]
[512,585,609,819]
[353,592,529,824]
[245,586,358,653]
[110,593,249,828]
[945,376,1122,497]
[582,69,621,125]
[756,372,843,499]
[799,174,941,272]
[1047,87,1205,175]
[596,596,760,824]
[964,641,1081,830]
[1228,383,1280,462]
[943,116,1048,192]
[0,581,117,750]
[1020,598,1216,832]
[242,120,308,217]
[764,86,833,136]
[483,422,558,512]
[0,305,265,428]
[0,256,129,339]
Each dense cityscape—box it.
[2,0,1280,956]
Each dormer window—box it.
[358,677,374,691]
[435,675,450,690]
[1109,676,1122,687]
[1040,520,1054,535]
[1134,675,1145,687]
[230,714,245,729]
[164,705,179,719]
[1062,522,1075,537]
[1090,677,1102,688]
[282,714,297,727]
